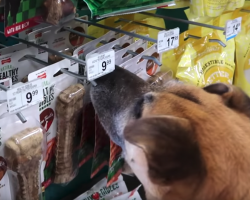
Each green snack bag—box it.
[91,114,110,178]
[107,141,124,187]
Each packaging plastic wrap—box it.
[28,58,79,187]
[0,104,44,200]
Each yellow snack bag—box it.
[121,17,166,48]
[176,32,235,87]
[190,0,244,17]
[233,8,250,96]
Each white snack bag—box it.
[0,104,44,200]
[73,27,122,60]
[120,44,161,81]
[0,45,48,84]
[110,186,142,200]
[115,39,148,66]
[0,43,27,56]
[28,57,79,187]
[74,175,128,200]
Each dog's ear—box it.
[203,83,250,118]
[124,116,204,185]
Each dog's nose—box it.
[90,67,150,148]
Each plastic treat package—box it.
[0,43,27,56]
[190,0,244,17]
[28,58,79,188]
[0,78,12,103]
[41,0,77,25]
[184,8,214,30]
[0,45,48,85]
[0,104,45,200]
[115,38,148,66]
[90,114,110,179]
[121,17,166,48]
[28,25,53,45]
[74,175,128,200]
[110,186,142,200]
[233,8,250,96]
[18,23,49,41]
[176,32,235,87]
[78,86,95,168]
[54,83,85,184]
[147,71,173,87]
[107,141,124,187]
[120,44,161,81]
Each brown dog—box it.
[90,67,250,200]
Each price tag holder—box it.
[86,49,115,81]
[157,28,180,53]
[225,17,242,41]
[6,78,43,113]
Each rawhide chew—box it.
[4,127,43,200]
[147,71,173,86]
[42,0,76,25]
[54,84,85,184]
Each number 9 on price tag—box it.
[157,28,180,53]
[86,49,115,81]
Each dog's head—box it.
[90,67,250,200]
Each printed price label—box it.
[86,49,115,81]
[225,17,242,41]
[7,78,43,113]
[157,28,180,53]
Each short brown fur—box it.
[124,83,250,200]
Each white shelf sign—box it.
[225,17,242,41]
[86,49,115,81]
[157,28,180,53]
[7,78,43,113]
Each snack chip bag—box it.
[233,8,250,96]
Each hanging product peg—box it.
[140,11,225,31]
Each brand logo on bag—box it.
[35,32,42,38]
[1,58,11,65]
[37,73,47,79]
[78,49,84,56]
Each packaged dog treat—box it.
[78,87,95,167]
[18,23,49,41]
[28,25,53,45]
[0,104,44,200]
[54,83,85,184]
[120,44,161,81]
[107,141,124,187]
[122,17,166,47]
[110,186,142,200]
[74,175,128,200]
[0,78,12,103]
[0,45,48,85]
[91,114,110,179]
[41,0,77,25]
[0,43,26,56]
[115,39,148,66]
[233,8,250,96]
[28,58,79,188]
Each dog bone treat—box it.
[4,127,43,200]
[42,0,76,25]
[147,71,173,87]
[54,84,85,184]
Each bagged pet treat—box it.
[90,114,110,179]
[41,0,77,25]
[0,45,48,85]
[28,58,79,188]
[120,44,161,81]
[107,141,124,187]
[0,43,26,56]
[54,83,85,184]
[0,104,44,200]
[233,8,250,96]
[78,87,95,167]
[74,175,128,200]
[115,38,148,66]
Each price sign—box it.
[225,17,242,41]
[86,49,115,81]
[157,28,180,53]
[7,78,43,113]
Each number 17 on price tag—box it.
[86,49,115,81]
[157,28,180,53]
